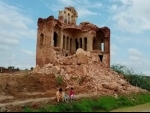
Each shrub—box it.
[111,64,150,91]
[55,75,64,86]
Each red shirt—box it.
[69,90,74,96]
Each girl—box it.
[69,87,74,101]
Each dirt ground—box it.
[0,69,146,112]
[0,71,98,112]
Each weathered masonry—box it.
[36,6,110,67]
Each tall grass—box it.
[23,92,150,112]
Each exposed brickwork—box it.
[36,7,110,67]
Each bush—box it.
[55,75,64,86]
[111,64,150,91]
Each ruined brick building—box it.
[36,7,110,67]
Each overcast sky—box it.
[0,0,150,76]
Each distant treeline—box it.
[111,64,150,91]
[0,66,34,73]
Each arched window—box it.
[63,35,65,49]
[84,37,87,51]
[40,33,44,46]
[93,30,105,51]
[66,36,69,50]
[71,15,74,24]
[70,38,72,52]
[75,38,79,50]
[80,38,82,48]
[64,11,67,23]
[68,13,70,24]
[53,32,58,47]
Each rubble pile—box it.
[32,48,144,95]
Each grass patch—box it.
[23,92,150,112]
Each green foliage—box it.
[117,95,134,107]
[111,64,136,75]
[111,64,150,91]
[30,67,34,70]
[22,92,150,112]
[55,75,64,86]
[23,107,32,112]
[124,75,150,91]
[96,96,118,111]
[8,66,15,70]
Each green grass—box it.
[23,92,150,112]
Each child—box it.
[55,88,63,102]
[63,89,69,103]
[69,87,74,101]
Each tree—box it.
[16,68,20,71]
[30,67,34,71]
[8,66,15,74]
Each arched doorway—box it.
[93,30,105,51]
[53,32,58,47]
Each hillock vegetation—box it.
[111,64,150,91]
[23,64,150,112]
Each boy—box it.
[55,88,63,102]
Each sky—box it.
[0,0,150,76]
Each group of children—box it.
[55,87,75,103]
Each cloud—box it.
[114,58,150,76]
[112,47,150,76]
[114,36,131,43]
[45,0,102,18]
[77,8,98,17]
[127,48,142,57]
[0,49,35,70]
[111,44,119,56]
[0,1,36,42]
[0,45,10,51]
[143,71,150,76]
[110,0,150,33]
[0,37,19,45]
[115,48,150,76]
[22,49,35,57]
[146,38,150,46]
[129,56,140,61]
[0,1,36,70]
[109,5,118,11]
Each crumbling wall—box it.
[36,7,110,67]
[33,48,144,95]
